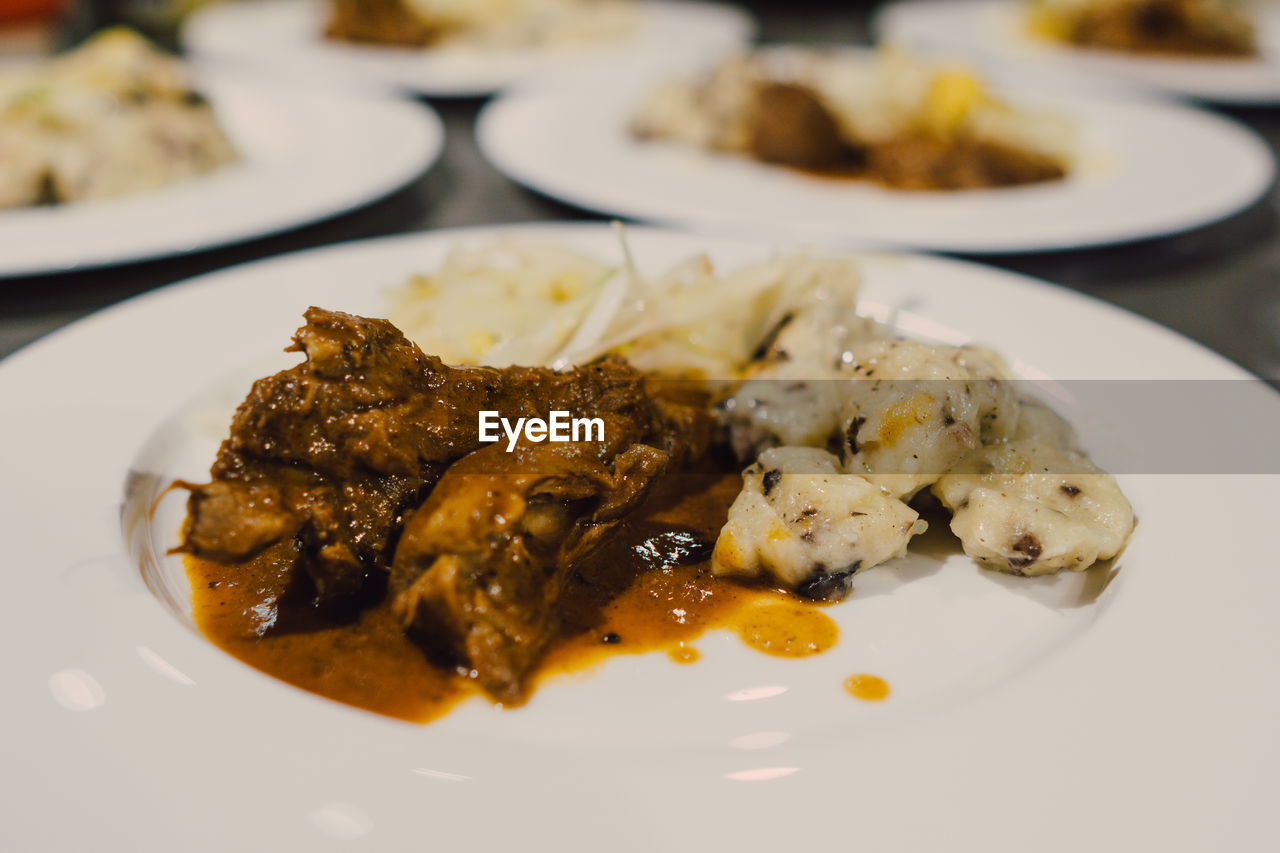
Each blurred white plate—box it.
[2,222,1278,851]
[875,0,1280,105]
[183,0,755,97]
[477,51,1274,253]
[0,74,442,277]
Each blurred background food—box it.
[0,0,63,51]
[0,27,236,206]
[1026,0,1257,56]
[0,0,64,22]
[10,1,885,47]
[325,0,637,48]
[0,4,1278,844]
[2,0,1280,380]
[0,0,212,49]
[629,48,1072,188]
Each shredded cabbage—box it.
[385,230,864,378]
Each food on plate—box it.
[178,242,1132,720]
[629,50,1072,190]
[0,28,236,208]
[715,309,1132,596]
[386,238,870,377]
[326,0,636,48]
[1027,0,1257,56]
[710,446,927,600]
[389,427,710,702]
[933,399,1134,576]
[181,307,714,702]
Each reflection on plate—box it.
[183,0,756,97]
[0,74,442,277]
[477,53,1274,253]
[875,0,1280,104]
[3,224,1278,851]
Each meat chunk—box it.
[180,307,465,599]
[387,381,710,702]
[326,0,440,46]
[180,307,707,602]
[1065,0,1256,56]
[747,82,857,171]
[388,432,688,703]
[866,135,1066,190]
[180,465,426,599]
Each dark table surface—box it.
[4,1,1280,382]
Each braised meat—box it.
[739,82,1064,189]
[180,307,458,599]
[1065,0,1256,57]
[180,307,713,698]
[866,135,1066,190]
[389,399,707,703]
[180,307,706,598]
[748,83,857,171]
[326,0,439,46]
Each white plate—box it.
[875,0,1280,105]
[183,0,755,98]
[0,74,442,277]
[477,53,1275,253]
[3,223,1278,851]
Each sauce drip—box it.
[844,673,890,702]
[667,643,700,664]
[187,471,840,722]
[734,600,839,657]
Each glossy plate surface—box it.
[2,224,1277,851]
[184,0,755,97]
[477,50,1275,253]
[875,0,1280,105]
[0,74,442,277]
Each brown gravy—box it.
[784,137,1067,192]
[187,471,839,723]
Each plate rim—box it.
[4,222,1279,851]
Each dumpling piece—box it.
[932,439,1134,576]
[711,447,926,600]
[717,269,880,457]
[840,340,1019,499]
[1010,393,1080,449]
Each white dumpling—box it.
[1011,394,1079,448]
[840,340,1019,498]
[719,271,879,457]
[711,447,925,599]
[932,439,1134,576]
